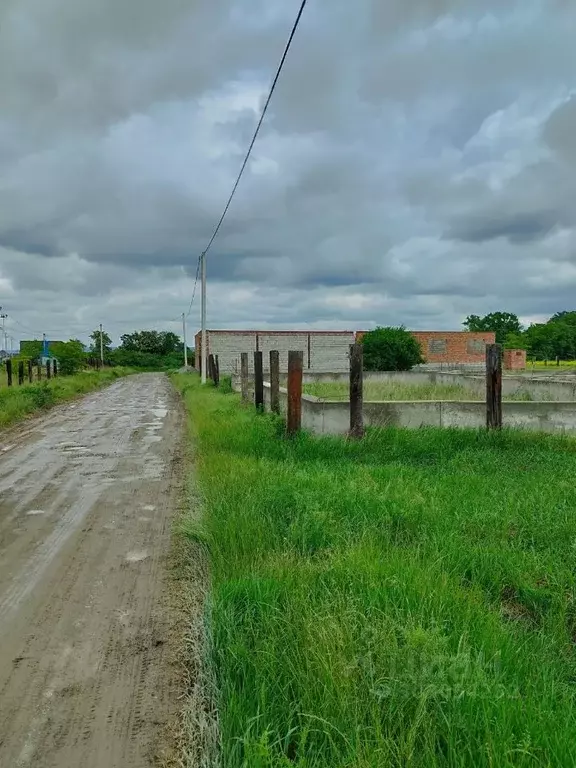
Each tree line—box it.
[463,311,576,361]
[18,329,192,375]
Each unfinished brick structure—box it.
[409,331,496,364]
[196,329,501,372]
[504,349,527,371]
[354,330,496,365]
[195,330,355,374]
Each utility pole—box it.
[182,312,188,368]
[99,323,104,366]
[201,251,207,384]
[0,307,7,354]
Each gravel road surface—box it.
[0,373,183,767]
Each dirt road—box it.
[0,373,183,767]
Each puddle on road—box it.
[125,550,149,563]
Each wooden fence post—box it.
[287,350,303,435]
[214,355,220,387]
[269,350,280,414]
[240,353,249,402]
[18,361,24,386]
[46,360,51,380]
[53,359,58,377]
[37,363,42,381]
[28,360,33,383]
[208,354,216,384]
[486,344,502,429]
[254,351,264,411]
[349,343,364,438]
[6,359,13,387]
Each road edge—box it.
[157,382,219,767]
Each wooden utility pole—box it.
[254,351,264,411]
[287,350,303,435]
[269,350,280,414]
[240,353,249,402]
[349,343,364,438]
[486,344,502,429]
[182,312,188,368]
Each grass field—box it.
[175,374,576,767]
[0,368,133,430]
[303,380,531,401]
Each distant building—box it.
[195,330,355,374]
[354,330,495,366]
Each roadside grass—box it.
[303,380,532,402]
[0,368,134,429]
[175,374,576,767]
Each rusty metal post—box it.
[240,353,249,402]
[269,350,280,414]
[6,359,13,387]
[349,343,364,438]
[287,350,303,435]
[486,344,502,429]
[254,351,264,411]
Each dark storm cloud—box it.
[446,211,559,244]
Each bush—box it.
[56,340,86,375]
[26,383,55,408]
[361,326,424,371]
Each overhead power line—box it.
[186,255,202,317]
[186,0,309,316]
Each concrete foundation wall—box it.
[257,384,576,436]
[267,370,576,402]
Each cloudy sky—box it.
[0,0,575,347]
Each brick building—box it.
[195,330,355,374]
[504,348,527,370]
[410,331,496,364]
[354,330,496,364]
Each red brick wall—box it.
[504,349,526,370]
[355,330,496,363]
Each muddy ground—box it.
[0,373,187,767]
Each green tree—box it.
[119,330,181,356]
[56,340,86,375]
[463,312,522,345]
[503,332,527,350]
[361,327,424,371]
[89,329,112,357]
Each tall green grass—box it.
[303,381,531,402]
[0,368,133,429]
[175,375,576,767]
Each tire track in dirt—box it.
[0,373,184,767]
